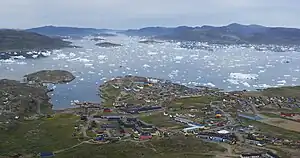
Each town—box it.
[1,75,300,158]
[52,75,299,158]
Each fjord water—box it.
[1,35,300,109]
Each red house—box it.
[139,135,152,140]
[280,112,296,117]
[103,108,112,112]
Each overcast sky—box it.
[0,0,299,29]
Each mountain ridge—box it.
[121,23,300,45]
[26,26,111,37]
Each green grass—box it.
[261,112,280,118]
[170,96,219,108]
[100,85,121,106]
[56,135,226,158]
[0,114,80,156]
[260,86,300,98]
[241,118,300,140]
[139,113,183,128]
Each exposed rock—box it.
[91,37,105,41]
[26,26,110,37]
[139,39,163,44]
[0,79,52,116]
[24,70,75,84]
[96,42,122,48]
[96,33,117,37]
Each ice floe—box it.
[229,73,258,80]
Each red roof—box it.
[280,112,295,117]
[140,135,152,140]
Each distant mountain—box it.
[0,29,74,59]
[26,26,110,37]
[122,23,300,45]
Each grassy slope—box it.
[169,96,219,108]
[57,136,226,158]
[100,85,121,106]
[139,113,183,128]
[241,118,300,140]
[0,112,226,158]
[0,114,80,156]
[261,86,300,97]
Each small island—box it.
[95,42,122,48]
[95,33,117,37]
[91,37,105,42]
[138,39,163,44]
[24,70,75,84]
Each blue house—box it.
[210,136,224,142]
[94,136,105,141]
[40,152,54,158]
[101,124,118,129]
[215,110,222,114]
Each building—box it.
[140,135,152,140]
[101,115,122,120]
[100,124,118,129]
[103,108,112,112]
[238,113,263,120]
[264,152,280,158]
[280,112,296,117]
[147,78,160,84]
[174,117,192,124]
[215,114,222,118]
[94,136,105,141]
[40,152,55,158]
[183,126,204,133]
[239,153,262,158]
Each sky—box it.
[0,0,299,29]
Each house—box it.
[264,152,280,158]
[100,124,118,129]
[183,126,204,133]
[147,78,159,83]
[127,117,138,122]
[280,112,296,117]
[103,108,112,112]
[94,136,105,141]
[239,153,262,158]
[140,135,152,140]
[101,115,122,120]
[40,152,55,158]
[215,114,222,118]
[133,126,143,134]
[124,87,131,91]
[210,136,224,142]
[215,110,222,114]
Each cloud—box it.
[0,0,299,29]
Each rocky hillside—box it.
[0,29,72,53]
[0,79,52,116]
[26,26,110,37]
[122,23,300,45]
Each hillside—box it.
[122,23,300,45]
[0,29,72,53]
[26,26,110,37]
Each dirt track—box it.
[260,117,300,132]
